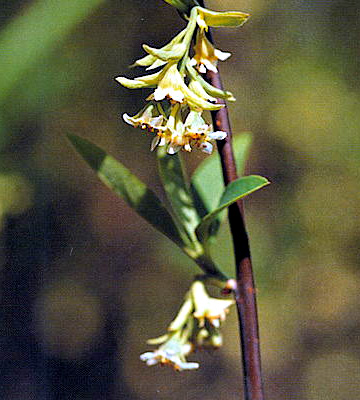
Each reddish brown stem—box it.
[197,3,265,398]
[208,69,265,400]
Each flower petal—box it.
[189,80,217,103]
[143,42,187,62]
[159,137,167,147]
[197,8,250,28]
[189,58,197,67]
[184,143,192,152]
[168,87,185,103]
[214,49,231,61]
[134,69,163,84]
[167,144,181,155]
[146,358,160,366]
[153,87,168,101]
[146,58,167,71]
[123,113,135,126]
[115,76,154,89]
[186,61,236,102]
[183,84,223,111]
[199,63,207,74]
[208,131,227,140]
[131,53,158,69]
[200,142,213,154]
[150,135,160,151]
[203,58,218,73]
[175,361,200,371]
[210,318,221,328]
[140,352,156,361]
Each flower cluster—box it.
[115,6,248,155]
[140,280,234,371]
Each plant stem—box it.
[197,2,265,399]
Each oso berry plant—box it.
[69,0,268,393]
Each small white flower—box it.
[148,63,224,111]
[190,28,231,74]
[183,111,227,154]
[191,281,234,327]
[122,104,164,132]
[140,334,199,371]
[125,104,227,155]
[153,63,186,103]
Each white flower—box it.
[153,63,186,103]
[148,63,224,111]
[191,281,234,328]
[140,334,199,371]
[123,103,227,155]
[148,108,227,155]
[122,104,164,132]
[184,111,227,154]
[190,28,231,74]
[154,103,186,154]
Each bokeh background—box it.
[1,0,359,399]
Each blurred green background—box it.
[0,0,359,399]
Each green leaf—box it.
[195,175,269,243]
[198,8,250,28]
[67,134,185,248]
[157,147,201,244]
[191,133,252,215]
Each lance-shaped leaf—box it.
[157,147,201,243]
[67,135,186,248]
[195,175,269,243]
[197,7,250,28]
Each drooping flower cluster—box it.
[140,280,234,371]
[116,6,249,155]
